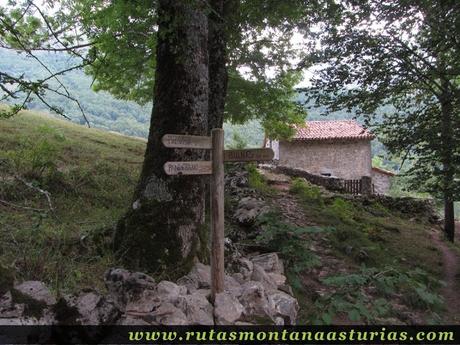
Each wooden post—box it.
[210,128,224,302]
[162,131,274,303]
[361,176,372,196]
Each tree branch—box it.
[15,176,54,212]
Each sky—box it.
[0,0,314,87]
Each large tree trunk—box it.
[114,0,210,275]
[444,197,455,242]
[208,0,232,132]
[441,92,455,242]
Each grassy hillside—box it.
[245,169,460,324]
[1,110,459,324]
[0,109,145,291]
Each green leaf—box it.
[347,309,361,322]
[321,312,333,325]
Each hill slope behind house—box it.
[1,110,459,324]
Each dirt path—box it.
[431,222,460,323]
[262,169,460,323]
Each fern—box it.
[315,265,444,324]
[256,212,330,278]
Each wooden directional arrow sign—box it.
[162,134,212,149]
[164,161,212,175]
[224,148,274,162]
[162,131,274,303]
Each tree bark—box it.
[208,0,230,132]
[444,197,455,242]
[441,89,455,242]
[114,0,210,275]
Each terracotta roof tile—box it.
[372,166,396,176]
[293,120,375,141]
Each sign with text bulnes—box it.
[162,131,274,302]
[162,134,212,149]
[223,148,274,162]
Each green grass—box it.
[0,109,453,324]
[287,178,445,323]
[0,109,145,293]
[245,163,276,196]
[288,179,442,275]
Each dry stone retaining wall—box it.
[0,253,298,327]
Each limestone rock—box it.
[125,290,159,314]
[178,263,211,291]
[0,254,300,326]
[117,315,152,325]
[278,284,294,296]
[234,197,270,226]
[0,317,37,325]
[224,168,249,191]
[152,303,188,325]
[175,292,213,325]
[231,273,245,284]
[156,281,186,303]
[104,268,155,309]
[0,292,26,319]
[251,253,284,275]
[224,275,243,298]
[268,273,287,287]
[13,281,56,306]
[238,281,274,322]
[214,292,244,325]
[251,264,277,291]
[61,291,119,325]
[236,257,253,280]
[268,291,299,325]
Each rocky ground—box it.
[0,250,298,326]
[254,166,460,324]
[1,163,458,326]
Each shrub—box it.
[4,126,64,180]
[290,178,323,205]
[256,213,332,276]
[327,198,355,223]
[315,265,443,324]
[245,163,274,195]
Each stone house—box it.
[265,120,375,180]
[371,166,395,195]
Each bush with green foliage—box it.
[256,212,321,270]
[315,265,443,324]
[326,198,355,223]
[290,178,323,206]
[3,125,64,180]
[245,164,275,196]
[255,212,336,290]
[227,131,248,150]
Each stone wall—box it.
[279,139,372,180]
[0,255,299,329]
[372,170,392,195]
[268,165,346,192]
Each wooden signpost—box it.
[164,161,212,175]
[162,129,274,302]
[162,134,212,149]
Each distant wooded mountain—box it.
[0,49,389,155]
[0,48,151,137]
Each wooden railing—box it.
[341,179,362,195]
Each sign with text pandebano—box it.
[162,131,274,303]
